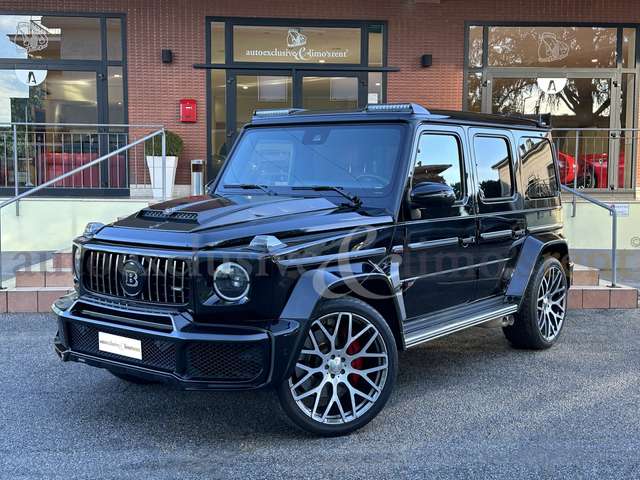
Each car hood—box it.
[94,194,393,249]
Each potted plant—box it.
[145,130,184,199]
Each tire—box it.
[277,297,398,436]
[108,370,157,385]
[503,256,568,349]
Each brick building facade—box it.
[0,0,638,193]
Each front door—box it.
[399,125,478,320]
[225,70,367,147]
[295,71,366,111]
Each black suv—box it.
[54,104,571,436]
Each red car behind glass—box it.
[558,151,626,189]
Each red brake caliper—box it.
[347,339,364,385]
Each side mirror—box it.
[410,181,456,209]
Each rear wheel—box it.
[277,297,397,436]
[504,256,568,349]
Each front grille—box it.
[83,250,191,305]
[67,322,176,371]
[185,342,267,381]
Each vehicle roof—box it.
[249,104,549,131]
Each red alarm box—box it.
[179,98,197,123]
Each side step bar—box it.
[403,303,519,349]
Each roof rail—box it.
[365,103,430,114]
[253,108,306,118]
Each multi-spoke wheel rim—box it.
[288,312,389,425]
[537,265,567,341]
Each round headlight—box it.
[73,246,82,280]
[213,262,250,301]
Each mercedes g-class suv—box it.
[53,103,571,436]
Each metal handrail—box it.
[0,128,166,289]
[561,184,618,288]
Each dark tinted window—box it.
[413,133,464,199]
[219,123,405,193]
[519,137,558,198]
[474,136,513,199]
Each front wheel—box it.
[503,256,568,349]
[277,297,398,436]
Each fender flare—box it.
[275,266,405,382]
[505,234,570,306]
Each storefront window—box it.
[466,24,638,190]
[0,15,102,60]
[107,18,123,62]
[622,28,636,68]
[368,72,383,104]
[468,25,483,68]
[368,24,383,67]
[487,26,617,68]
[233,25,361,64]
[211,21,225,64]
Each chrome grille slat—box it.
[82,249,190,306]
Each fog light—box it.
[213,262,250,301]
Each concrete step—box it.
[15,268,74,288]
[53,251,73,269]
[568,281,638,309]
[0,287,73,313]
[572,264,600,287]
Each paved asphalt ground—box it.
[2,311,639,479]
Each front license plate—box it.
[98,332,142,360]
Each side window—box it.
[473,136,513,200]
[413,133,464,199]
[519,137,558,199]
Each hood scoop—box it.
[138,209,199,222]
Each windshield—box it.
[216,123,407,197]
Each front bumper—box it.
[53,294,301,390]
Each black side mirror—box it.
[410,181,456,209]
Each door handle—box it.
[459,236,476,247]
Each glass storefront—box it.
[465,24,638,191]
[205,18,389,176]
[0,14,127,192]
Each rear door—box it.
[470,129,526,299]
[399,125,478,320]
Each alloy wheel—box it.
[288,311,389,425]
[537,264,567,341]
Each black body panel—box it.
[54,105,569,390]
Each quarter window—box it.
[519,137,558,199]
[413,133,464,200]
[474,136,513,199]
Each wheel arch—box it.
[505,233,571,306]
[276,268,406,382]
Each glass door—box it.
[226,70,293,147]
[295,71,366,111]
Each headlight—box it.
[73,245,82,280]
[213,262,250,301]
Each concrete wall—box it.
[1,198,148,252]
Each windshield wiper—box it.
[223,183,276,195]
[292,185,362,208]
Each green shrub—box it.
[145,130,184,157]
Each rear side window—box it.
[519,137,559,199]
[413,133,464,199]
[473,136,513,200]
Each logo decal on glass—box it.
[536,78,568,95]
[15,69,47,87]
[15,20,49,54]
[287,29,307,48]
[538,32,569,63]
